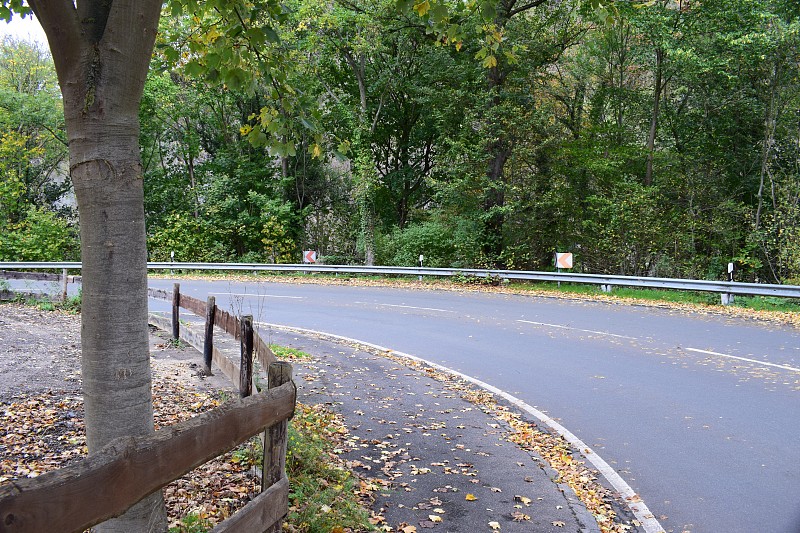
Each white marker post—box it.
[418,254,424,281]
[722,262,735,306]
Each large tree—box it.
[4,2,166,530]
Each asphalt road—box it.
[148,278,800,533]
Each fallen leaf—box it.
[552,521,566,527]
[514,495,532,506]
[429,515,443,523]
[465,493,478,501]
[512,511,530,521]
[489,521,501,530]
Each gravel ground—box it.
[0,302,231,399]
[0,304,83,396]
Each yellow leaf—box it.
[413,0,431,16]
[402,526,417,533]
[429,515,443,523]
[482,55,497,68]
[489,521,501,530]
[465,493,478,501]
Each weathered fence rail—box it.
[147,284,277,391]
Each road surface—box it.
[147,279,800,533]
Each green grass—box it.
[169,513,212,533]
[285,403,375,532]
[0,289,83,314]
[270,344,312,360]
[509,280,800,311]
[732,295,800,313]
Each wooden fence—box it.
[0,269,80,302]
[0,369,295,533]
[0,283,295,533]
[147,284,276,395]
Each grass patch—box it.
[285,403,375,533]
[169,513,213,533]
[270,344,312,360]
[170,403,375,533]
[732,295,800,313]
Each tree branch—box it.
[508,0,549,17]
[28,0,81,81]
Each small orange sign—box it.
[556,252,573,269]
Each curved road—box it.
[149,279,800,533]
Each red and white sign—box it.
[556,252,573,269]
[303,250,317,263]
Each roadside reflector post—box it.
[722,262,735,306]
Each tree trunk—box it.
[31,2,166,531]
[645,48,664,187]
[483,64,510,264]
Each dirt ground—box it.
[0,302,232,400]
[0,303,257,528]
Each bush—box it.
[379,218,481,268]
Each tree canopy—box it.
[3,0,800,282]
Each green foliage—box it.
[0,38,75,262]
[269,344,312,360]
[137,0,800,282]
[168,512,212,533]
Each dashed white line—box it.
[686,348,800,373]
[517,320,638,340]
[356,302,454,313]
[209,292,304,299]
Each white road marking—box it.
[686,348,800,373]
[209,292,304,299]
[517,320,638,340]
[355,302,454,313]
[257,322,666,533]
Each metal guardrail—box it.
[2,261,800,300]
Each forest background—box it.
[1,0,799,284]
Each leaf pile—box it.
[0,377,260,530]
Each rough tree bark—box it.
[29,1,166,531]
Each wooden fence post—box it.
[203,295,216,376]
[239,315,254,398]
[263,361,293,532]
[172,283,180,341]
[61,268,68,303]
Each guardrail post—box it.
[61,268,68,302]
[240,315,254,398]
[172,283,181,341]
[263,361,293,532]
[600,284,612,293]
[203,296,216,375]
[721,293,734,306]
